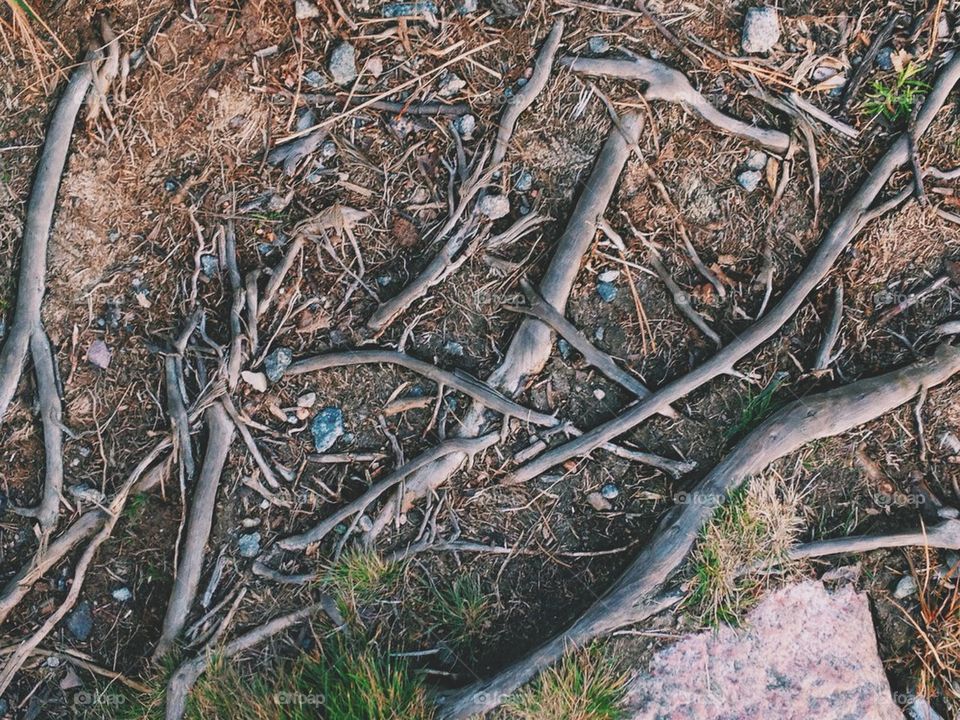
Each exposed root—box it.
[814,284,844,370]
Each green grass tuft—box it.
[507,643,627,720]
[724,371,788,444]
[321,548,400,608]
[427,574,490,648]
[863,61,931,121]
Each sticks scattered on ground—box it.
[645,243,721,346]
[814,283,844,370]
[438,343,960,718]
[560,55,790,154]
[839,13,904,112]
[508,51,960,485]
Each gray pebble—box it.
[893,574,918,599]
[437,71,466,98]
[737,169,762,192]
[112,587,132,602]
[66,601,93,641]
[744,150,767,171]
[329,42,358,86]
[477,194,510,219]
[876,47,894,71]
[600,483,620,500]
[588,36,610,54]
[455,114,476,140]
[200,253,219,277]
[297,391,317,408]
[515,170,534,192]
[557,338,572,360]
[303,69,324,88]
[264,347,293,382]
[741,7,781,54]
[311,407,344,452]
[238,532,261,558]
[597,281,618,303]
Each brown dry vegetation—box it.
[1,0,960,718]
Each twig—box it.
[790,519,960,560]
[258,236,303,319]
[814,283,844,370]
[285,350,558,427]
[223,220,246,390]
[0,56,94,423]
[289,90,469,116]
[877,275,949,325]
[166,309,203,485]
[278,433,499,551]
[490,20,564,167]
[164,602,337,720]
[560,55,789,154]
[439,344,960,718]
[839,13,904,111]
[908,102,928,206]
[507,51,960,485]
[251,561,316,585]
[221,396,281,489]
[154,404,235,659]
[506,279,676,418]
[784,91,859,138]
[915,384,929,466]
[646,246,721,346]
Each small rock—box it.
[328,41,358,86]
[264,347,293,382]
[600,483,620,500]
[514,170,534,192]
[820,563,861,584]
[938,16,951,40]
[811,66,838,82]
[598,269,619,283]
[588,36,610,54]
[111,587,132,602]
[238,532,261,558]
[744,150,768,171]
[455,113,476,140]
[908,697,945,720]
[894,574,918,599]
[294,0,320,19]
[66,601,93,641]
[594,326,605,342]
[557,338,572,359]
[593,388,606,400]
[741,7,780,54]
[938,506,960,520]
[59,667,82,690]
[737,169,763,192]
[437,71,466,98]
[297,391,317,408]
[46,656,61,668]
[87,340,112,369]
[443,340,464,356]
[382,1,438,18]
[311,407,344,452]
[68,484,105,506]
[200,253,219,277]
[358,515,373,532]
[596,280,618,303]
[586,491,613,511]
[241,370,268,392]
[876,46,894,71]
[940,432,960,454]
[477,194,510,219]
[320,140,338,159]
[303,69,324,87]
[163,178,179,193]
[458,0,477,14]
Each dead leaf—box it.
[241,370,268,392]
[766,156,780,192]
[391,216,419,248]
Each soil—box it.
[1,0,960,718]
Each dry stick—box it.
[439,344,960,718]
[0,437,172,694]
[560,425,696,479]
[788,519,960,560]
[507,279,676,419]
[908,102,928,206]
[509,51,960,486]
[244,269,260,355]
[0,58,94,423]
[258,235,303,319]
[23,326,64,538]
[166,309,203,485]
[293,91,469,116]
[559,55,790,154]
[490,20,564,167]
[278,433,499,551]
[364,114,645,543]
[224,220,246,390]
[164,602,335,720]
[839,13,904,112]
[814,283,844,370]
[154,404,235,659]
[285,350,558,427]
[220,396,281,490]
[785,91,859,139]
[877,275,949,325]
[646,247,721,346]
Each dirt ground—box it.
[2,0,960,718]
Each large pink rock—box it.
[625,581,903,720]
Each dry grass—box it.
[685,472,808,626]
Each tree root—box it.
[154,403,235,659]
[559,55,790,154]
[509,51,960,485]
[814,284,844,370]
[0,56,94,422]
[437,343,960,718]
[790,518,960,560]
[285,350,558,427]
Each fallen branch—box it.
[278,433,499,551]
[438,343,960,718]
[789,518,960,559]
[154,403,235,658]
[508,51,960,485]
[363,113,645,542]
[0,56,94,422]
[646,245,721,345]
[286,350,558,427]
[164,602,336,720]
[560,55,790,154]
[490,20,564,166]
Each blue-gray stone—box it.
[557,338,572,359]
[876,47,894,71]
[66,601,93,641]
[303,69,324,87]
[238,532,261,558]
[382,1,438,17]
[200,254,218,277]
[264,347,293,382]
[588,36,610,54]
[515,170,534,192]
[328,42,357,86]
[737,169,762,192]
[458,0,477,13]
[163,178,179,193]
[600,483,620,500]
[112,587,132,602]
[443,340,464,356]
[597,281,618,303]
[311,407,344,452]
